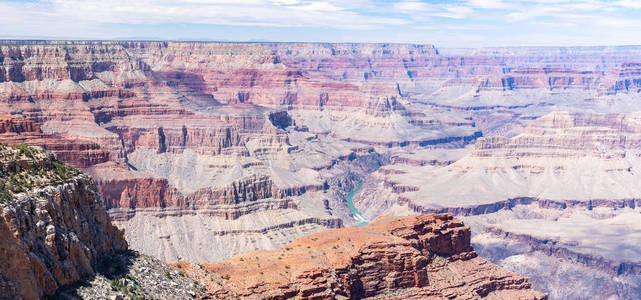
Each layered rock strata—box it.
[181,214,546,299]
[466,205,641,299]
[3,41,641,297]
[0,144,127,300]
[0,116,110,168]
[355,111,641,299]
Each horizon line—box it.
[1,38,641,49]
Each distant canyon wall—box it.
[1,41,641,270]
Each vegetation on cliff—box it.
[57,250,200,300]
[0,143,81,203]
[0,143,128,299]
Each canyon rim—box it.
[1,1,641,299]
[1,40,640,299]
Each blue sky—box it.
[1,0,640,47]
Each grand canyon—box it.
[2,40,641,299]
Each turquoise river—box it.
[345,182,368,227]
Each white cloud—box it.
[615,0,641,9]
[594,16,640,28]
[393,1,474,19]
[437,6,474,19]
[291,1,344,12]
[25,0,407,30]
[467,0,508,9]
[393,1,435,12]
[0,0,639,46]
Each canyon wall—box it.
[0,144,127,299]
[0,41,482,262]
[355,111,641,299]
[2,41,641,299]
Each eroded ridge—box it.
[0,144,127,299]
[180,214,547,299]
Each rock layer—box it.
[2,41,641,299]
[0,144,127,300]
[354,111,641,299]
[184,214,546,299]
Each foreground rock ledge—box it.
[0,144,127,299]
[182,214,547,299]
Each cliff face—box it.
[0,144,127,300]
[465,205,641,300]
[180,214,545,299]
[0,41,382,262]
[0,116,110,168]
[354,111,641,299]
[1,41,641,299]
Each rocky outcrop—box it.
[477,67,603,91]
[0,116,40,133]
[183,214,546,299]
[0,144,127,300]
[98,176,185,209]
[2,42,641,297]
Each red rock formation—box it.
[2,41,641,270]
[0,116,110,168]
[604,62,641,93]
[2,41,638,216]
[98,176,184,209]
[180,214,546,299]
[0,116,40,133]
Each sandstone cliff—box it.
[0,144,127,299]
[180,214,546,299]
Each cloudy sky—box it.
[1,0,640,47]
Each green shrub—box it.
[110,279,121,291]
[0,182,11,203]
[0,144,82,202]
